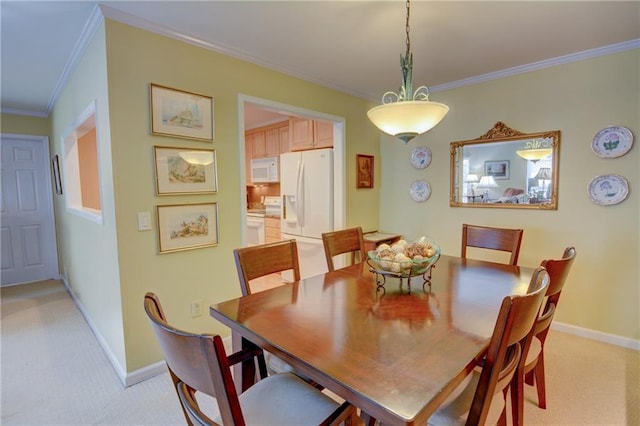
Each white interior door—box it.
[1,134,59,286]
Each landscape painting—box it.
[157,203,218,253]
[154,146,217,195]
[150,83,214,141]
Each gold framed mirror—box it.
[450,122,560,209]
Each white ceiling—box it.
[2,1,639,122]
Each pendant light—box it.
[367,0,449,143]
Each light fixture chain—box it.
[405,0,411,57]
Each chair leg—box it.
[497,407,507,426]
[534,352,547,409]
[524,367,535,386]
[510,373,525,426]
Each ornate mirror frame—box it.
[450,122,560,209]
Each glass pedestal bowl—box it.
[366,236,441,291]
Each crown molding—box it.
[431,39,640,94]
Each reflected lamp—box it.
[464,174,479,195]
[476,175,499,200]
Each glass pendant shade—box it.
[516,148,552,162]
[367,101,449,143]
[179,151,214,165]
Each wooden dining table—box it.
[210,255,534,425]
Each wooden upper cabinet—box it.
[248,131,267,158]
[279,125,290,154]
[246,121,289,160]
[289,117,315,151]
[264,128,280,157]
[289,117,334,151]
[314,120,334,149]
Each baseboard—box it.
[62,276,236,386]
[60,277,129,387]
[552,321,640,351]
[125,361,168,387]
[61,274,638,388]
[124,336,234,386]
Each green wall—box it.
[1,114,50,136]
[380,49,639,341]
[103,20,379,375]
[49,23,127,373]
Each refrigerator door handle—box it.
[296,159,304,227]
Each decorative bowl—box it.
[366,236,441,278]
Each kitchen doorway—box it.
[238,95,346,247]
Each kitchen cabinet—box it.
[246,131,265,158]
[245,121,289,160]
[264,128,280,157]
[264,217,281,244]
[279,125,290,154]
[289,118,333,151]
[313,119,334,149]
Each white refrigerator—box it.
[281,148,334,280]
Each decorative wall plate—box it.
[587,174,629,206]
[410,180,431,202]
[592,126,633,158]
[410,146,432,169]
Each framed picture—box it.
[484,160,510,180]
[356,154,374,188]
[150,83,214,141]
[157,203,219,254]
[52,154,63,195]
[154,146,217,195]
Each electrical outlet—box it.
[190,299,203,317]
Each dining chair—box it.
[144,292,356,426]
[461,223,524,265]
[233,239,300,297]
[428,267,549,426]
[233,239,303,377]
[321,226,366,271]
[511,246,577,423]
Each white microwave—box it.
[250,157,279,183]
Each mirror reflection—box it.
[450,122,560,209]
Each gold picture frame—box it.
[153,146,217,195]
[150,83,214,141]
[157,203,219,254]
[356,154,374,188]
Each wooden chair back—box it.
[233,239,301,296]
[514,246,576,420]
[536,246,577,337]
[143,293,191,424]
[321,227,366,271]
[144,292,268,425]
[461,223,524,265]
[466,267,549,425]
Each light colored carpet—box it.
[1,280,638,425]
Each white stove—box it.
[246,196,281,246]
[263,196,282,217]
